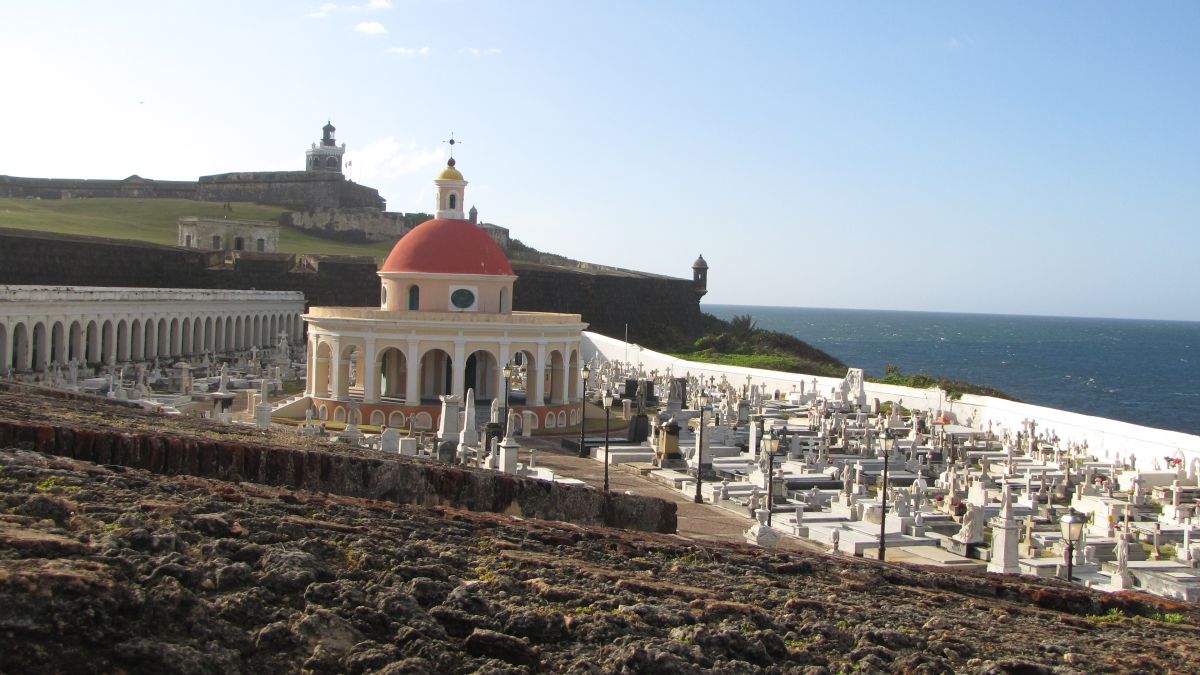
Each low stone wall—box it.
[0,418,676,534]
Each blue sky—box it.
[2,1,1197,321]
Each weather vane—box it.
[443,133,461,158]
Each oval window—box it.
[451,288,475,309]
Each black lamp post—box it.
[762,430,780,525]
[694,390,709,504]
[578,364,591,457]
[501,363,512,437]
[603,389,614,492]
[878,438,892,561]
[1061,508,1086,581]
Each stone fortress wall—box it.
[0,229,706,354]
[0,171,384,211]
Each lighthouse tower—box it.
[306,121,346,173]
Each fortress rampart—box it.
[0,171,384,211]
[0,230,706,347]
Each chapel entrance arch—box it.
[418,348,452,402]
[377,347,408,401]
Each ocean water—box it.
[703,304,1200,436]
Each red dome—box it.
[380,218,513,276]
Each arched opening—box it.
[233,237,245,251]
[11,323,28,371]
[448,192,457,209]
[418,349,452,402]
[256,238,265,252]
[548,350,565,405]
[130,320,143,361]
[568,349,580,402]
[408,285,420,310]
[156,318,168,358]
[380,286,387,308]
[203,317,214,351]
[337,343,361,400]
[101,321,115,364]
[314,342,333,398]
[30,322,47,371]
[333,407,347,423]
[378,347,408,401]
[50,321,66,366]
[388,411,406,428]
[326,156,338,170]
[212,235,221,249]
[116,320,129,362]
[370,410,385,427]
[463,349,498,399]
[181,318,193,355]
[68,321,83,363]
[85,321,100,364]
[0,324,8,372]
[234,316,243,350]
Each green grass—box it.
[669,350,845,377]
[0,197,396,260]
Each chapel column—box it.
[451,341,466,398]
[363,338,379,403]
[330,337,345,400]
[532,342,547,407]
[405,339,420,405]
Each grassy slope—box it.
[0,198,395,259]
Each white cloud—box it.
[387,46,431,57]
[463,47,502,57]
[305,1,391,17]
[355,21,388,35]
[305,3,339,18]
[350,137,445,182]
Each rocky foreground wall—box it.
[0,418,676,534]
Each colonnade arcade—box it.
[306,333,583,408]
[0,286,306,373]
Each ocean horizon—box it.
[703,304,1200,437]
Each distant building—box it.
[468,205,510,251]
[177,217,279,253]
[306,121,345,174]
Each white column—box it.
[330,337,346,400]
[363,337,379,404]
[405,339,420,404]
[533,342,547,407]
[305,335,318,396]
[451,341,466,398]
[496,342,510,406]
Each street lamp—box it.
[501,363,512,437]
[878,438,892,561]
[578,364,591,457]
[762,430,780,525]
[694,390,709,504]
[1060,509,1086,582]
[603,389,614,492]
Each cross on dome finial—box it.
[443,133,461,165]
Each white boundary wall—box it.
[582,331,1200,466]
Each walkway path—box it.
[518,437,823,553]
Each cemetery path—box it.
[519,438,825,552]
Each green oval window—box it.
[451,288,475,309]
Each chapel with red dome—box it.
[300,152,587,438]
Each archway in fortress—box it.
[10,323,27,371]
[242,316,252,351]
[378,347,408,401]
[252,315,261,347]
[547,349,565,405]
[233,316,243,351]
[313,341,333,398]
[418,349,452,402]
[202,317,214,353]
[101,320,114,365]
[31,322,47,372]
[159,318,171,358]
[68,321,83,363]
[463,349,499,400]
[130,320,144,361]
[50,321,66,366]
[116,320,129,362]
[181,317,193,355]
[85,320,100,364]
[0,324,7,372]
